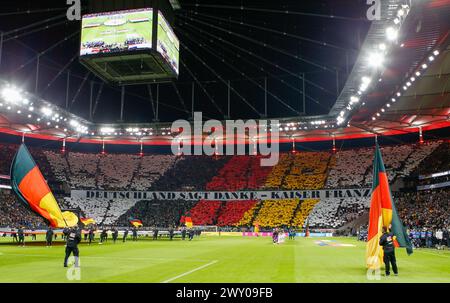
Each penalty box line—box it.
[161,260,218,283]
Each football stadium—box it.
[0,0,449,288]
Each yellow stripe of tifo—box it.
[366,216,384,270]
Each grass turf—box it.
[0,235,448,283]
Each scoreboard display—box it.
[79,3,180,85]
[157,11,180,75]
[81,8,154,56]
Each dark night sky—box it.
[0,0,371,123]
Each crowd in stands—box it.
[308,198,370,228]
[216,201,258,227]
[125,37,145,46]
[326,141,441,188]
[117,200,196,227]
[0,140,448,231]
[117,156,229,226]
[254,200,299,228]
[326,148,373,188]
[283,152,332,190]
[184,156,272,226]
[133,155,177,191]
[263,152,332,190]
[82,41,105,49]
[396,188,449,230]
[291,199,320,227]
[189,201,223,226]
[238,202,261,227]
[0,191,45,228]
[44,150,177,191]
[0,144,17,176]
[414,141,450,176]
[264,154,291,189]
[364,141,440,186]
[206,156,272,191]
[150,156,228,191]
[64,196,139,225]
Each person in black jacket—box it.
[46,227,54,247]
[112,228,119,243]
[11,229,18,243]
[64,227,81,268]
[445,228,450,248]
[123,229,129,242]
[100,229,107,243]
[132,227,138,241]
[152,226,159,240]
[17,227,25,246]
[188,228,195,241]
[169,226,174,240]
[379,226,398,276]
[181,227,187,240]
[88,227,94,245]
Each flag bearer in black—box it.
[100,229,107,243]
[64,227,81,268]
[169,226,174,240]
[18,227,25,246]
[379,226,398,276]
[123,229,129,242]
[181,226,187,240]
[31,229,36,240]
[188,228,195,241]
[88,227,94,245]
[63,227,70,240]
[132,227,138,241]
[112,228,118,243]
[152,226,159,240]
[46,227,54,247]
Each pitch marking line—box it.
[0,253,212,262]
[414,250,450,258]
[162,260,218,283]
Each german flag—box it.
[80,217,96,225]
[10,144,78,228]
[366,144,413,270]
[130,218,143,227]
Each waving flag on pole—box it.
[185,216,193,228]
[366,144,413,270]
[129,218,143,227]
[80,217,96,225]
[10,144,78,228]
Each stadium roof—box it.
[0,0,449,146]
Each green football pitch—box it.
[0,235,448,283]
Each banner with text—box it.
[71,188,371,201]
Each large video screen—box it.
[157,12,180,75]
[80,8,153,56]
